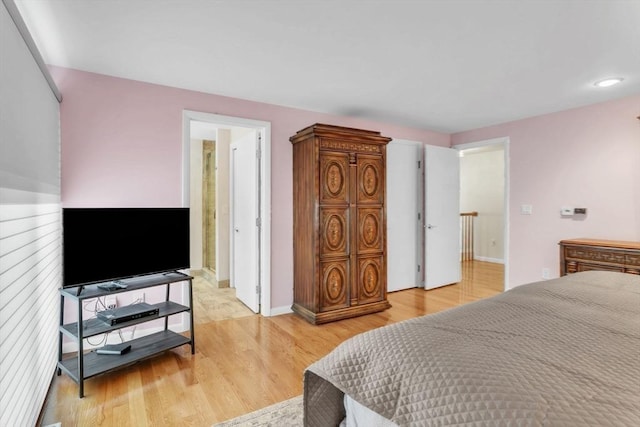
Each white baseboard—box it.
[267,305,293,316]
[474,256,504,264]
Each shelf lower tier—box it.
[58,330,191,382]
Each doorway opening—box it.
[385,139,508,293]
[454,137,509,291]
[182,111,271,317]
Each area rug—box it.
[213,395,303,426]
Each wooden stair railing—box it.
[460,212,478,261]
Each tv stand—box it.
[57,271,195,398]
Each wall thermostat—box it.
[561,207,573,216]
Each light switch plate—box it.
[520,204,533,215]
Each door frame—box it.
[182,110,272,315]
[453,137,510,291]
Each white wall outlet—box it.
[542,268,550,280]
[105,295,117,309]
[132,292,145,304]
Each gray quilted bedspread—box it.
[304,271,640,426]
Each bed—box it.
[303,271,640,426]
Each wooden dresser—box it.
[291,124,392,324]
[559,238,640,276]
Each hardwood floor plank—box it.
[126,372,147,427]
[39,261,503,426]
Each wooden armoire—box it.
[291,124,392,324]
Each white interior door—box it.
[424,145,461,289]
[230,130,259,312]
[386,140,422,292]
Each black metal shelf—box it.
[57,271,195,398]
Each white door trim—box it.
[182,110,272,316]
[453,136,510,291]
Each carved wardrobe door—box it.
[319,151,350,312]
[355,154,385,305]
[291,123,391,324]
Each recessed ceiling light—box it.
[594,77,624,88]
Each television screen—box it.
[62,208,190,288]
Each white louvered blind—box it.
[0,206,61,426]
[1,2,61,425]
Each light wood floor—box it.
[191,276,254,324]
[39,261,503,426]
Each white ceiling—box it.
[14,0,640,133]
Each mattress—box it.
[304,271,640,426]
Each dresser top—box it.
[290,123,392,145]
[560,238,640,250]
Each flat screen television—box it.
[62,208,190,291]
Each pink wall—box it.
[50,66,450,309]
[452,95,640,287]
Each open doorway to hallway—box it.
[183,111,272,320]
[456,137,509,291]
[190,122,252,320]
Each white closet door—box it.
[424,145,461,289]
[230,130,260,313]
[386,140,422,292]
